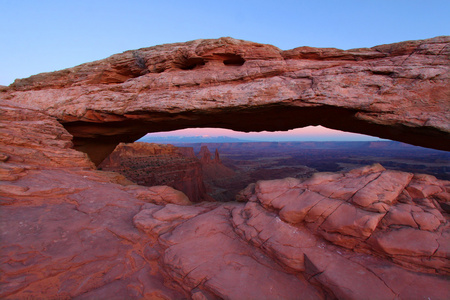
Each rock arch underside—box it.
[0,37,449,299]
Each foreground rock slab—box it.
[134,164,449,299]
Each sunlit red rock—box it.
[2,37,449,164]
[1,36,449,299]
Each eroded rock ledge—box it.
[134,164,450,299]
[0,100,449,299]
[1,37,449,299]
[1,36,449,164]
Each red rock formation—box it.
[214,148,220,163]
[1,100,449,298]
[1,36,449,299]
[195,145,237,201]
[134,164,449,299]
[197,145,235,177]
[198,145,213,164]
[99,142,212,202]
[1,37,449,164]
[0,102,190,298]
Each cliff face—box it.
[0,37,449,299]
[100,143,236,202]
[197,145,237,201]
[198,145,235,178]
[1,37,449,164]
[99,142,212,202]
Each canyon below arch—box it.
[0,37,449,299]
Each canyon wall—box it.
[99,142,212,202]
[99,143,237,202]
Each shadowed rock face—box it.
[2,36,449,164]
[99,142,212,202]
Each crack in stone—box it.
[349,259,399,297]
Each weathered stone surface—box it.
[99,142,211,202]
[1,37,449,299]
[0,103,94,169]
[2,37,449,164]
[130,164,449,299]
[147,204,323,299]
[0,169,190,299]
[244,164,450,273]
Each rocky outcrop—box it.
[134,164,449,299]
[1,36,449,299]
[1,99,449,298]
[1,37,449,164]
[198,145,213,164]
[0,102,191,298]
[196,145,237,201]
[100,143,236,202]
[99,142,212,202]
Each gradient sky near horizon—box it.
[2,0,448,141]
[143,126,385,142]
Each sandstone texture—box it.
[1,37,449,164]
[99,142,236,202]
[1,99,449,299]
[1,37,450,299]
[99,142,212,202]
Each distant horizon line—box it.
[138,136,391,143]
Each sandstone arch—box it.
[2,36,449,165]
[1,37,450,300]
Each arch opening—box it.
[64,104,449,168]
[96,126,449,203]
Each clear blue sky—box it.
[1,0,449,86]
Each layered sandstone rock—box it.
[134,164,449,299]
[1,36,449,299]
[0,102,191,298]
[99,142,211,202]
[197,145,237,201]
[1,99,449,298]
[198,145,235,179]
[100,143,236,202]
[1,37,449,164]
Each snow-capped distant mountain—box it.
[137,135,251,144]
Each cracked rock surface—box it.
[1,101,449,299]
[1,37,449,299]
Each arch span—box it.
[3,37,449,165]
